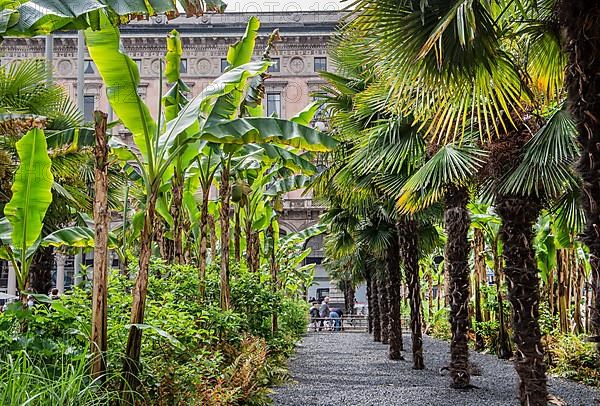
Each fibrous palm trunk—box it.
[29,247,53,294]
[398,217,424,369]
[371,274,382,342]
[123,188,158,392]
[208,214,218,264]
[379,270,390,344]
[491,236,512,359]
[366,268,373,334]
[444,185,471,387]
[267,223,279,333]
[574,264,585,334]
[170,166,184,265]
[198,188,210,299]
[559,0,600,348]
[91,111,109,379]
[557,249,570,333]
[496,196,546,405]
[343,279,356,315]
[473,228,486,351]
[388,227,404,359]
[219,164,231,311]
[234,207,241,263]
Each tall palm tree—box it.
[342,2,580,403]
[398,139,487,385]
[556,0,600,345]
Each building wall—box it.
[0,11,341,122]
[0,11,367,305]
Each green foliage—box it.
[428,307,451,341]
[0,352,125,405]
[546,334,600,386]
[0,253,309,405]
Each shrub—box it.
[0,258,309,405]
[546,334,600,386]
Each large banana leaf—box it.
[157,61,269,168]
[7,1,106,36]
[2,0,226,37]
[4,128,53,258]
[281,224,327,246]
[243,144,317,174]
[46,127,96,149]
[265,174,313,196]
[205,17,261,124]
[291,102,321,126]
[41,226,118,249]
[85,13,157,162]
[202,118,338,152]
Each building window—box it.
[268,58,280,73]
[83,95,95,122]
[133,59,142,73]
[220,58,229,73]
[266,92,281,117]
[180,59,188,74]
[314,57,327,72]
[84,60,95,75]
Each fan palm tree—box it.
[554,0,600,347]
[313,55,439,368]
[338,1,590,403]
[397,138,487,386]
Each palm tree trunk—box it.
[574,262,584,334]
[366,268,373,334]
[343,280,355,315]
[170,166,184,265]
[559,0,600,349]
[378,269,390,344]
[234,206,241,263]
[219,164,232,310]
[492,236,512,360]
[427,271,433,329]
[198,188,209,299]
[120,180,130,276]
[557,249,569,333]
[398,217,424,369]
[496,195,547,406]
[208,214,218,264]
[371,273,382,341]
[473,228,485,351]
[444,185,471,386]
[91,111,109,379]
[123,188,158,393]
[388,226,404,359]
[245,209,255,272]
[267,223,279,334]
[28,247,53,294]
[251,231,260,272]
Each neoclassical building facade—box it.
[0,10,362,305]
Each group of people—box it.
[308,296,344,332]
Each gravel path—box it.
[271,332,599,406]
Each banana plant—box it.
[85,14,336,389]
[0,0,226,38]
[0,127,53,302]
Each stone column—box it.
[55,253,66,293]
[7,262,16,296]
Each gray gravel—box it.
[271,332,600,406]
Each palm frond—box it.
[397,139,487,212]
[499,107,579,198]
